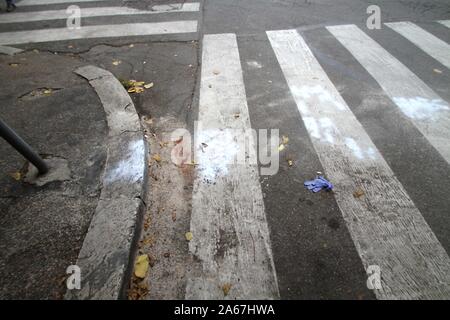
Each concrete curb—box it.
[66,65,148,300]
[0,45,23,56]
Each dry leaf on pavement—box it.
[152,154,162,162]
[9,171,21,181]
[134,254,149,279]
[353,189,365,198]
[122,79,153,94]
[222,283,232,296]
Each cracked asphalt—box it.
[0,51,107,299]
[0,0,201,300]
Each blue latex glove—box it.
[304,176,333,193]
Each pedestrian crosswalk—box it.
[328,24,450,166]
[192,22,450,299]
[385,22,450,69]
[0,1,200,46]
[269,28,450,300]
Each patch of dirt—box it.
[129,115,195,300]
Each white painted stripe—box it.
[186,33,279,299]
[0,21,198,45]
[18,0,109,5]
[0,3,200,23]
[267,29,450,299]
[328,24,450,165]
[438,20,450,28]
[385,22,450,69]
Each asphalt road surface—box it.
[1,0,450,299]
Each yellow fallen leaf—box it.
[278,144,285,152]
[43,89,52,95]
[287,159,293,167]
[134,254,149,279]
[9,63,19,67]
[10,171,21,181]
[144,82,154,89]
[134,87,144,93]
[281,135,289,145]
[185,232,193,241]
[353,189,365,198]
[222,283,232,296]
[134,81,145,86]
[112,60,121,66]
[152,154,162,162]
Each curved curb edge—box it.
[66,65,148,300]
[0,45,23,56]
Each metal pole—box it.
[0,117,49,175]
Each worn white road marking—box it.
[328,24,450,165]
[385,21,450,69]
[0,3,200,23]
[268,29,450,299]
[438,20,450,28]
[186,33,279,299]
[0,21,198,45]
[17,0,110,5]
[151,3,199,12]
